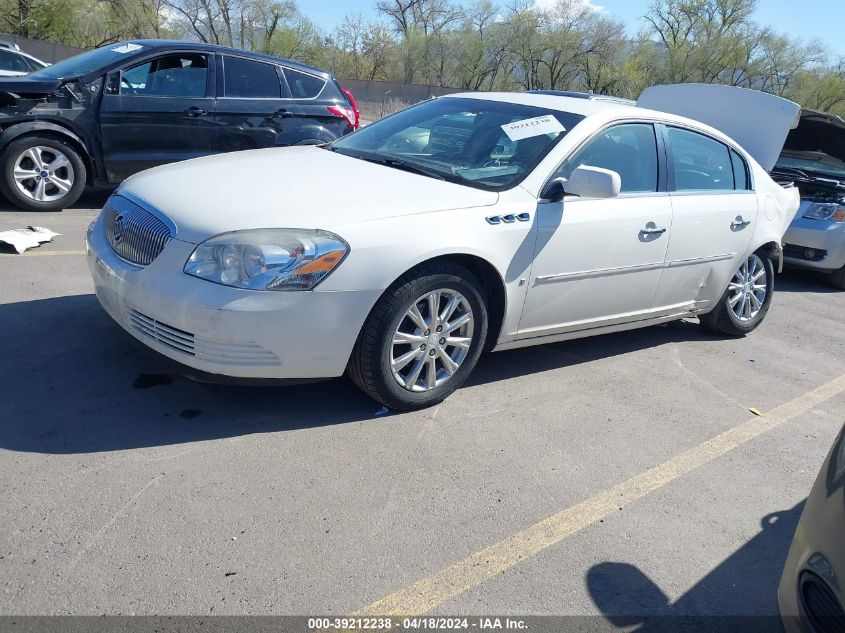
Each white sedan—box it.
[87,85,801,409]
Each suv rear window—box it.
[223,56,282,98]
[284,68,325,98]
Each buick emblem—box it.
[113,213,126,243]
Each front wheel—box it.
[348,263,488,410]
[0,136,86,211]
[699,250,775,336]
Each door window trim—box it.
[541,119,668,199]
[659,123,756,194]
[111,51,215,99]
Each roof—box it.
[528,89,636,105]
[125,40,331,77]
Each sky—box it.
[303,0,845,57]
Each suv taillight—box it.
[341,87,360,128]
[326,104,357,129]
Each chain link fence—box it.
[335,79,463,122]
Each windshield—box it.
[28,43,147,80]
[775,114,845,180]
[330,97,584,191]
[775,153,845,179]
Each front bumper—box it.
[86,215,381,379]
[782,216,845,272]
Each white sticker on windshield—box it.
[501,115,565,141]
[111,43,144,54]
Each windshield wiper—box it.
[379,157,447,181]
[341,150,448,181]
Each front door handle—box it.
[731,217,751,229]
[185,106,208,117]
[273,108,292,118]
[640,225,667,235]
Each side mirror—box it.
[104,71,120,95]
[541,165,622,202]
[566,165,621,199]
[540,177,567,203]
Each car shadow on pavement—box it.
[586,501,805,632]
[0,294,731,455]
[777,268,842,294]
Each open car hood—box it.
[637,84,801,171]
[778,110,845,177]
[0,76,63,95]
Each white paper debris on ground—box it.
[0,226,61,254]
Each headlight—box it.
[802,202,845,222]
[184,229,349,290]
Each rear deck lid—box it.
[637,83,801,171]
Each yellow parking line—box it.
[355,373,845,616]
[20,249,87,257]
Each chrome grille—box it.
[104,195,172,266]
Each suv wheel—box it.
[699,249,775,336]
[831,265,845,290]
[348,262,488,410]
[0,136,86,211]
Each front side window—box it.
[330,97,584,191]
[668,127,733,191]
[560,123,659,193]
[120,54,208,97]
[223,56,282,98]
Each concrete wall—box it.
[0,33,87,63]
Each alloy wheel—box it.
[13,146,75,203]
[728,253,768,322]
[390,288,475,392]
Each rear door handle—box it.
[640,225,667,235]
[273,108,292,118]
[185,106,207,117]
[731,217,751,229]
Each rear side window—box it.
[223,56,282,98]
[284,68,325,98]
[730,148,750,190]
[561,123,659,193]
[121,54,208,97]
[667,127,733,191]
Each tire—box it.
[831,265,845,290]
[348,262,488,410]
[699,249,775,336]
[0,135,86,211]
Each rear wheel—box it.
[699,250,775,336]
[348,263,488,410]
[0,136,86,211]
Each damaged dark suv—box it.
[0,40,359,211]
